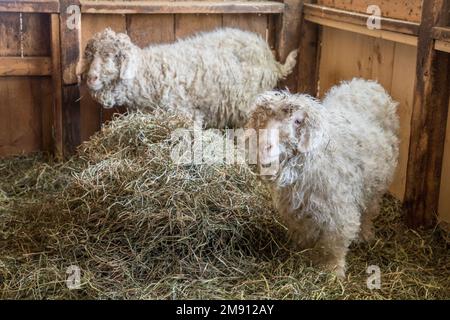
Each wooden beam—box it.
[60,0,82,86]
[435,40,450,53]
[60,0,82,157]
[0,57,52,76]
[303,3,420,36]
[80,1,285,14]
[305,15,418,47]
[62,85,82,156]
[297,0,320,95]
[404,0,450,228]
[50,14,63,159]
[276,0,302,92]
[432,26,450,41]
[314,0,423,23]
[0,0,59,13]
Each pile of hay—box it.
[0,112,448,300]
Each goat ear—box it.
[119,50,137,80]
[294,111,323,153]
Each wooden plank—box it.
[60,0,82,156]
[0,13,21,56]
[51,13,63,159]
[389,43,417,201]
[22,12,53,154]
[317,0,422,23]
[276,0,302,92]
[62,85,82,156]
[438,97,450,226]
[0,57,51,76]
[32,77,53,153]
[371,38,396,90]
[0,78,42,156]
[126,14,175,47]
[0,12,53,157]
[435,40,450,53]
[305,15,418,47]
[432,26,450,41]
[318,27,376,96]
[60,0,82,85]
[297,0,320,95]
[22,13,51,56]
[267,14,277,52]
[175,13,223,39]
[80,1,285,14]
[222,14,268,39]
[404,0,450,228]
[304,4,420,36]
[0,0,59,13]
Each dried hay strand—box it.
[0,111,449,300]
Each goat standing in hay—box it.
[246,79,400,278]
[79,28,298,129]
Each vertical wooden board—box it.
[23,13,53,154]
[389,43,417,201]
[22,13,51,56]
[175,14,223,39]
[222,14,268,39]
[267,14,277,52]
[51,13,63,158]
[0,78,43,156]
[404,0,450,228]
[317,26,338,94]
[32,77,53,153]
[297,0,321,96]
[317,0,423,22]
[318,27,374,96]
[0,13,53,157]
[62,85,82,156]
[276,0,302,92]
[127,14,175,47]
[80,14,126,142]
[439,98,450,225]
[0,13,20,56]
[371,38,395,90]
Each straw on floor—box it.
[0,111,448,299]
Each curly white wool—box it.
[81,28,298,128]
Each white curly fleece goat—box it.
[246,79,400,278]
[81,28,298,128]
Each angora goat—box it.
[80,28,298,128]
[246,79,400,278]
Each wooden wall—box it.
[78,9,276,142]
[318,27,417,201]
[0,13,53,156]
[317,0,423,22]
[439,98,450,225]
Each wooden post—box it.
[404,0,450,228]
[50,13,63,159]
[60,0,82,157]
[297,0,320,96]
[276,0,302,92]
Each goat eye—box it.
[294,119,303,126]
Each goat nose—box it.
[88,75,98,82]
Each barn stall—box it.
[0,0,449,299]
